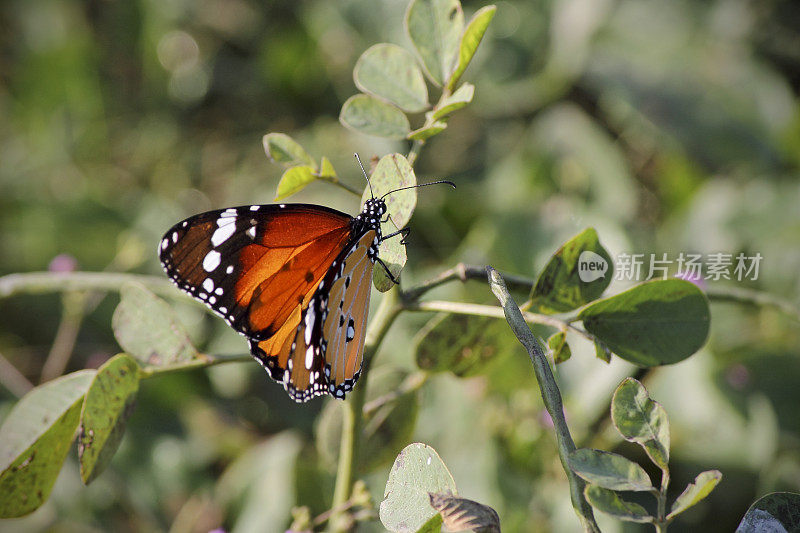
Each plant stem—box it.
[655,467,670,532]
[328,287,402,532]
[704,285,800,320]
[0,272,180,300]
[137,353,251,379]
[487,267,600,532]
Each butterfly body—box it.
[159,198,388,402]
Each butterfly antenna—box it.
[380,180,456,200]
[354,153,374,198]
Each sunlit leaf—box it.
[262,132,316,169]
[380,443,457,532]
[446,5,496,91]
[340,94,411,139]
[0,371,96,518]
[568,449,653,491]
[431,83,474,120]
[405,0,464,86]
[274,165,317,200]
[408,120,447,141]
[112,282,199,366]
[79,353,140,484]
[318,156,337,178]
[355,43,429,113]
[415,513,443,533]
[668,470,722,520]
[578,279,710,366]
[611,378,670,470]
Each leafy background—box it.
[1,0,799,531]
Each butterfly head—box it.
[359,197,387,230]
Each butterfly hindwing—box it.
[249,229,379,402]
[159,204,352,339]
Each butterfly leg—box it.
[382,227,411,245]
[377,257,401,285]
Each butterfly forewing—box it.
[159,204,352,339]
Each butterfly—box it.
[159,159,453,403]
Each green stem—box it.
[655,467,670,532]
[138,353,251,379]
[704,285,800,320]
[406,139,424,167]
[0,272,180,300]
[328,287,402,532]
[487,267,600,532]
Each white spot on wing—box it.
[211,222,236,247]
[203,250,221,272]
[304,309,315,345]
[305,345,314,370]
[250,205,260,211]
[226,265,234,274]
[246,226,256,239]
[202,278,214,292]
[172,231,178,243]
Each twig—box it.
[40,293,89,382]
[0,272,180,300]
[487,266,599,532]
[0,350,34,397]
[704,285,799,321]
[402,262,534,301]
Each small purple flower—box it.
[48,254,78,273]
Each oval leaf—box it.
[584,485,653,523]
[380,443,457,532]
[112,282,199,366]
[318,156,337,179]
[568,449,653,491]
[274,165,317,201]
[431,83,474,120]
[668,470,722,520]
[262,133,316,169]
[428,492,500,532]
[79,354,140,484]
[405,0,464,86]
[446,5,496,91]
[415,314,519,377]
[611,378,670,469]
[547,330,572,364]
[736,492,800,533]
[577,279,710,366]
[355,43,429,113]
[0,370,96,518]
[532,227,613,313]
[340,94,411,139]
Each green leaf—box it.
[578,279,710,366]
[340,94,411,139]
[415,513,443,533]
[361,153,417,232]
[360,153,417,290]
[274,165,317,201]
[355,43,429,113]
[567,449,653,491]
[547,330,572,364]
[415,314,519,377]
[584,485,653,523]
[611,378,670,470]
[112,282,199,366]
[408,120,447,141]
[318,156,336,178]
[380,443,457,532]
[431,83,474,120]
[446,5,496,91]
[736,492,800,533]
[405,0,464,86]
[0,370,96,518]
[262,132,316,169]
[668,470,722,520]
[594,340,611,363]
[373,232,406,292]
[532,227,613,313]
[79,354,140,484]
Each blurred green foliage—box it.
[1,0,799,531]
